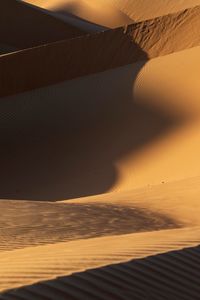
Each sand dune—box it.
[113,0,200,21]
[24,0,200,30]
[0,0,84,54]
[1,244,200,300]
[1,1,200,298]
[0,177,200,292]
[1,45,200,200]
[2,5,200,98]
[22,0,134,31]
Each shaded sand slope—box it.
[2,5,200,97]
[1,176,200,292]
[22,0,133,30]
[0,0,83,54]
[1,46,200,200]
[2,244,200,300]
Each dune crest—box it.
[23,0,134,30]
[1,1,200,298]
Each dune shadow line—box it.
[0,42,181,201]
[1,244,200,299]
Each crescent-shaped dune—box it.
[1,1,200,299]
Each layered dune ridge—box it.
[1,1,200,299]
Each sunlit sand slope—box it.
[1,244,200,300]
[1,177,200,292]
[22,0,133,30]
[23,0,200,30]
[113,0,200,21]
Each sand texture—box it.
[1,0,200,299]
[2,5,200,97]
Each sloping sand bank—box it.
[22,0,133,30]
[2,5,200,97]
[23,0,200,29]
[1,1,200,298]
[0,177,200,293]
[0,0,83,54]
[1,45,200,200]
[2,244,200,300]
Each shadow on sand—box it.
[1,244,199,299]
[0,41,183,201]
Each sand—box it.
[0,0,84,53]
[22,0,134,31]
[1,177,200,295]
[23,0,200,30]
[2,5,200,98]
[1,0,200,299]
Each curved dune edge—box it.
[2,5,200,97]
[1,176,200,292]
[1,46,200,200]
[0,226,199,294]
[22,0,134,31]
[23,0,200,27]
[1,242,200,299]
[1,2,200,297]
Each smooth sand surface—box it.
[113,0,200,21]
[1,46,200,200]
[23,0,200,31]
[1,1,200,299]
[22,0,133,31]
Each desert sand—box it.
[1,0,200,299]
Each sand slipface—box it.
[1,1,200,299]
[2,5,200,97]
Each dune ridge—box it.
[1,46,200,200]
[0,226,199,294]
[1,243,200,300]
[0,176,200,292]
[1,1,200,298]
[23,0,134,31]
[24,0,200,27]
[2,5,200,97]
[113,0,200,21]
[0,0,84,54]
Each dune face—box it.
[113,0,200,21]
[24,0,200,29]
[2,5,200,97]
[0,0,83,54]
[1,0,200,298]
[23,0,134,31]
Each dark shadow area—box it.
[2,244,200,299]
[0,0,84,54]
[53,0,133,32]
[0,200,180,251]
[0,42,184,201]
[54,8,108,32]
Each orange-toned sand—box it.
[1,1,200,299]
[24,0,200,30]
